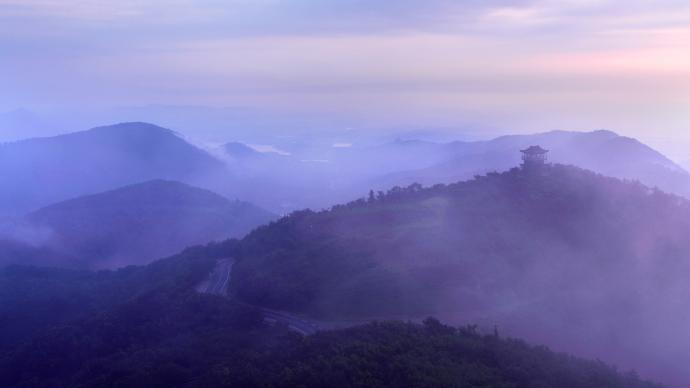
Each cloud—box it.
[2,0,690,152]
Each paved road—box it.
[197,258,323,335]
[198,260,433,336]
[262,309,320,335]
[197,259,233,296]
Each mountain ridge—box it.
[375,129,689,196]
[23,179,275,268]
[0,122,226,216]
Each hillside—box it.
[229,164,690,385]
[0,122,224,216]
[0,249,659,388]
[24,180,275,268]
[1,314,660,388]
[0,242,224,349]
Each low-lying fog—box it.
[2,121,690,386]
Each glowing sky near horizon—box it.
[1,0,690,158]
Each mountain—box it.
[228,164,690,386]
[378,130,690,196]
[0,249,660,388]
[0,122,225,216]
[23,180,275,268]
[4,123,684,220]
[210,130,690,214]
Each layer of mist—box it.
[2,121,690,386]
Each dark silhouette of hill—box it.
[229,164,690,386]
[24,180,275,268]
[0,122,224,216]
[0,248,660,388]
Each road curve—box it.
[197,258,322,335]
[196,258,233,296]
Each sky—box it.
[1,0,690,160]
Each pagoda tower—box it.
[520,145,548,168]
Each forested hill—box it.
[229,164,690,385]
[24,179,275,268]
[0,244,222,350]
[232,163,690,316]
[0,122,224,216]
[1,164,685,386]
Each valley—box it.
[1,122,688,386]
[5,2,688,386]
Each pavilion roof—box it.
[520,145,549,154]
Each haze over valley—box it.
[3,1,690,387]
[1,119,689,385]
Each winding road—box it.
[196,258,233,295]
[197,258,321,335]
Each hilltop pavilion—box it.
[520,145,549,167]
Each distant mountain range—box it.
[217,129,690,212]
[376,130,689,194]
[19,180,275,269]
[2,121,688,216]
[2,120,688,384]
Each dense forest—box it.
[0,286,659,388]
[228,164,690,384]
[231,164,690,317]
[22,179,274,269]
[0,243,221,349]
[197,318,660,388]
[0,230,663,387]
